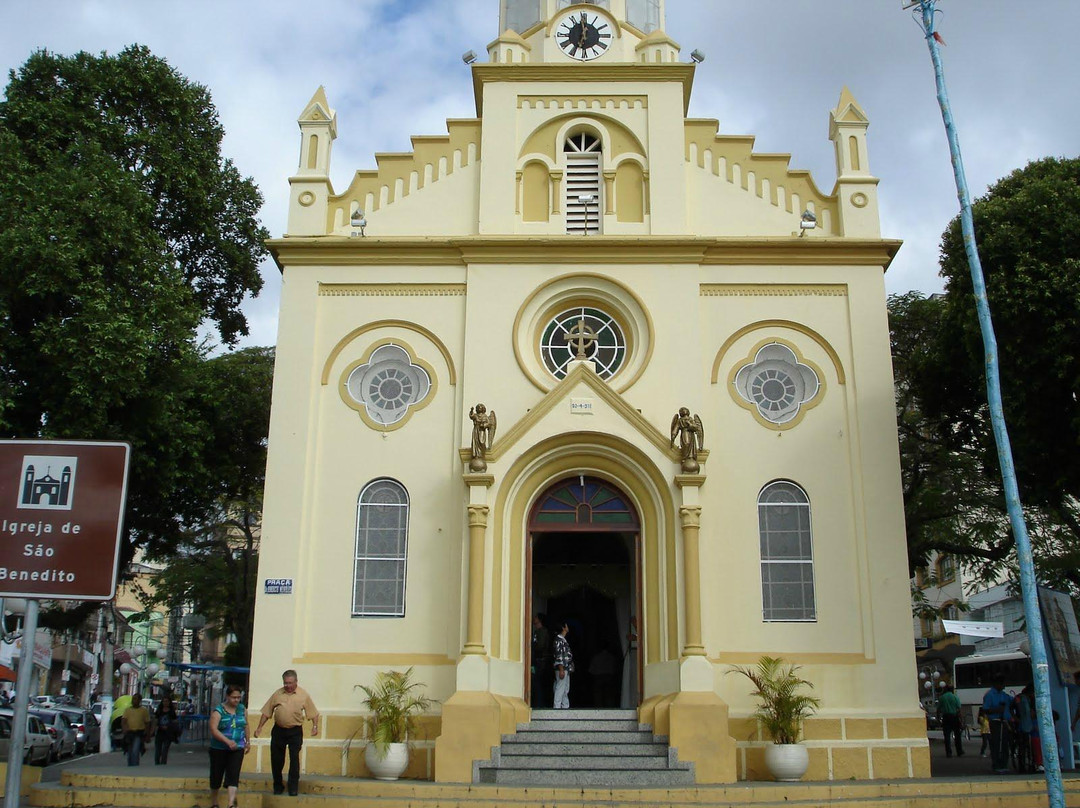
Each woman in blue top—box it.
[209,685,249,808]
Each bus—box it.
[953,651,1033,725]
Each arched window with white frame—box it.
[758,480,816,621]
[564,131,602,234]
[353,478,410,617]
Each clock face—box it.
[556,11,612,61]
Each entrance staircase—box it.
[473,708,695,786]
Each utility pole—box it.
[907,3,1063,806]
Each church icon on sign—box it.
[18,456,78,510]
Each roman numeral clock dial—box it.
[557,11,611,61]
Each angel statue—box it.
[469,403,497,472]
[670,407,705,473]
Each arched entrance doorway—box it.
[526,475,641,710]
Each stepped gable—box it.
[326,119,483,227]
[684,119,836,230]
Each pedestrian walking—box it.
[209,685,249,808]
[938,684,964,757]
[121,693,152,766]
[254,669,320,796]
[982,678,1013,773]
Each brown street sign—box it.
[0,441,130,600]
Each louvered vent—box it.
[564,133,602,234]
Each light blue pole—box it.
[914,3,1063,805]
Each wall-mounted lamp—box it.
[462,50,478,65]
[799,209,817,236]
[690,49,706,63]
[351,210,367,237]
[577,194,596,236]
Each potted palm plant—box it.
[730,655,821,781]
[350,668,435,781]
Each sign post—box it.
[0,440,129,807]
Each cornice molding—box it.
[318,283,466,297]
[471,63,696,116]
[269,236,902,270]
[701,284,848,297]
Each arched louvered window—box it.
[354,479,409,617]
[758,481,816,621]
[565,132,602,234]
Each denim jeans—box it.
[125,732,144,766]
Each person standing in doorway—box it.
[121,693,152,766]
[553,622,574,710]
[531,613,552,709]
[982,677,1014,773]
[254,670,320,796]
[938,684,964,757]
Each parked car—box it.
[30,709,77,761]
[29,695,56,709]
[55,707,101,754]
[0,709,52,765]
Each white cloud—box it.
[4,0,1077,347]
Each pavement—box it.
[925,729,1077,779]
[37,742,213,782]
[9,734,1077,806]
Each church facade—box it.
[249,0,929,783]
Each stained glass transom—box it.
[353,479,409,617]
[532,477,638,529]
[540,307,626,380]
[758,481,816,621]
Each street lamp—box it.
[919,669,944,714]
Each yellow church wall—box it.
[478,75,688,236]
[335,162,481,236]
[255,0,922,782]
[687,162,816,236]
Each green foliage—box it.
[888,157,1080,597]
[352,668,435,758]
[729,656,820,745]
[889,292,1014,576]
[136,347,274,667]
[933,157,1080,512]
[0,45,270,604]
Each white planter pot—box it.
[764,743,809,781]
[365,741,410,781]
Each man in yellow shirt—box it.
[121,692,151,766]
[254,670,320,796]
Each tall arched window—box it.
[758,481,816,621]
[354,479,409,617]
[564,132,602,234]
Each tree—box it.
[136,347,274,666]
[0,46,270,599]
[889,293,1011,571]
[889,157,1080,596]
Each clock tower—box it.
[494,0,677,64]
[252,0,926,789]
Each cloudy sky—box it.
[3,1,1078,349]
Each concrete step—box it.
[521,718,641,731]
[477,767,696,786]
[483,754,678,770]
[31,772,1080,808]
[499,741,669,756]
[504,730,658,743]
[529,709,638,721]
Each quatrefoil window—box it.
[734,343,820,425]
[345,344,431,426]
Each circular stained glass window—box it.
[733,343,820,425]
[345,344,431,426]
[540,306,626,380]
[750,368,798,414]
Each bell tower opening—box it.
[526,476,641,710]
